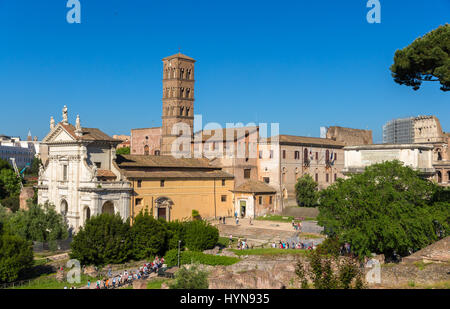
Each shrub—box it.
[316,237,341,257]
[164,249,239,267]
[0,232,33,283]
[184,220,219,251]
[70,213,131,266]
[0,196,19,212]
[295,174,318,207]
[166,220,186,251]
[169,264,209,289]
[130,211,167,259]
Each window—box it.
[304,148,309,165]
[437,171,442,183]
[316,152,318,160]
[263,177,270,184]
[315,173,318,182]
[334,153,337,161]
[295,151,300,160]
[326,150,330,164]
[270,150,273,159]
[160,180,165,187]
[155,150,160,156]
[244,169,251,179]
[259,196,262,205]
[438,152,442,161]
[137,180,142,188]
[144,145,149,155]
[334,174,337,181]
[63,165,68,181]
[95,162,101,168]
[221,195,227,202]
[282,150,286,159]
[259,151,263,159]
[326,174,329,183]
[269,196,273,204]
[136,198,142,206]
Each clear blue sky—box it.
[0,0,448,143]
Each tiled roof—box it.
[232,180,276,194]
[60,123,120,143]
[116,154,213,168]
[194,126,259,142]
[265,135,344,147]
[122,170,234,180]
[162,52,195,61]
[96,169,117,178]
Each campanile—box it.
[161,53,195,155]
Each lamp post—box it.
[178,240,181,268]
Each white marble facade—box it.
[38,107,132,231]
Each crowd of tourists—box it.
[272,240,316,250]
[87,256,166,289]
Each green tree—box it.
[184,220,219,252]
[0,169,21,198]
[8,202,68,242]
[116,147,130,155]
[70,213,131,266]
[318,160,448,259]
[25,157,42,176]
[295,174,319,207]
[0,158,12,171]
[390,24,450,91]
[0,196,19,212]
[166,220,186,251]
[0,222,34,283]
[169,264,209,289]
[130,210,167,259]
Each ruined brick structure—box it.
[326,126,373,146]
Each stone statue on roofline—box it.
[62,105,68,124]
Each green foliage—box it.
[7,202,69,242]
[0,169,21,198]
[191,209,200,219]
[166,220,186,251]
[70,213,131,266]
[318,160,448,258]
[116,147,130,155]
[295,174,319,207]
[184,220,219,252]
[164,249,239,267]
[25,158,41,176]
[316,237,341,257]
[295,250,364,289]
[0,158,12,171]
[0,196,19,212]
[390,24,450,91]
[130,211,167,259]
[169,264,209,289]
[0,231,34,283]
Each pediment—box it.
[42,124,77,143]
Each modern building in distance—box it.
[0,132,39,168]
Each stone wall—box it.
[326,126,373,146]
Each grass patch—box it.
[8,273,98,289]
[230,248,309,257]
[147,278,172,289]
[165,251,240,267]
[413,260,433,270]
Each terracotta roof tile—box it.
[265,135,344,147]
[96,169,117,178]
[232,180,276,194]
[122,170,234,180]
[116,154,213,168]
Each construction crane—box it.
[9,158,25,190]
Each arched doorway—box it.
[84,206,91,222]
[436,171,442,183]
[61,199,68,216]
[144,145,149,155]
[102,201,115,215]
[155,197,173,221]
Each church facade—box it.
[37,107,132,230]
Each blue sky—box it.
[0,0,448,143]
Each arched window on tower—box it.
[186,69,191,80]
[180,68,184,79]
[186,88,190,98]
[180,87,185,98]
[180,106,184,116]
[437,171,442,183]
[186,107,190,116]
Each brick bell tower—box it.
[161,52,195,156]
